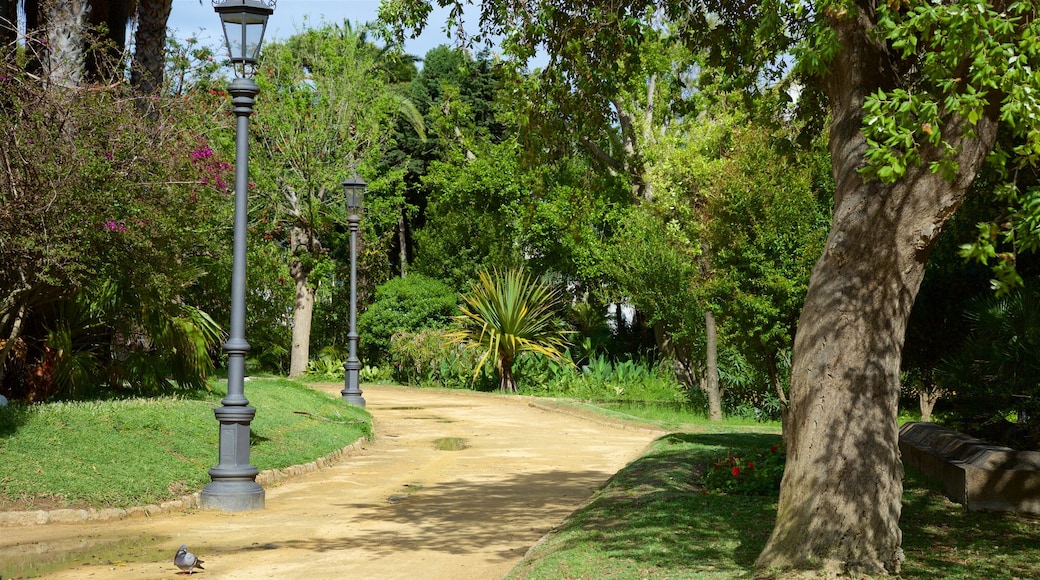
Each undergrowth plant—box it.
[702,444,786,495]
[518,353,687,403]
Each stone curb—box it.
[0,439,368,528]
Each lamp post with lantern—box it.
[200,0,274,512]
[341,175,367,407]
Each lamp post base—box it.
[200,405,264,511]
[200,479,265,512]
[342,392,366,407]
[342,361,365,407]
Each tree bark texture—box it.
[41,0,91,86]
[756,4,1000,575]
[130,0,172,95]
[704,310,722,422]
[288,225,318,378]
[288,273,315,378]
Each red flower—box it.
[732,466,740,477]
[747,461,755,469]
[770,446,779,453]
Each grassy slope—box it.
[0,378,370,509]
[506,416,1040,580]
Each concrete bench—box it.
[899,422,1040,513]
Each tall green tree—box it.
[706,124,832,420]
[412,137,529,288]
[385,46,511,281]
[251,22,421,377]
[381,0,1040,573]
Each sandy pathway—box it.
[0,385,660,579]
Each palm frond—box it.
[446,268,573,391]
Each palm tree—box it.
[447,268,572,393]
[130,0,173,95]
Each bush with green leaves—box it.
[518,353,687,403]
[358,274,459,365]
[388,328,494,389]
[0,48,233,400]
[702,445,786,495]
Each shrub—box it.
[701,445,786,495]
[305,347,394,384]
[445,268,572,392]
[305,347,347,381]
[388,329,494,389]
[519,353,687,404]
[358,274,458,364]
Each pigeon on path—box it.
[174,544,205,575]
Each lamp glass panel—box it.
[219,11,268,63]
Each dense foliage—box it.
[358,273,458,364]
[0,40,232,399]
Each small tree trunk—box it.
[766,352,790,443]
[919,386,941,422]
[704,310,723,421]
[499,356,516,392]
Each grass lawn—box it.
[506,412,1040,580]
[0,378,370,510]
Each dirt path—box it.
[1,385,661,579]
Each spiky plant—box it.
[447,268,572,392]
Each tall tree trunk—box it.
[698,246,721,421]
[288,270,315,378]
[755,8,1000,574]
[130,0,172,95]
[397,206,409,277]
[41,0,91,87]
[287,225,319,378]
[704,310,722,422]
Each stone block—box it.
[899,422,1040,513]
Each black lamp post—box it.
[200,0,274,513]
[341,175,366,407]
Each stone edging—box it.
[0,439,368,528]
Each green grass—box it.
[0,378,370,509]
[506,409,1040,580]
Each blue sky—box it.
[168,0,477,62]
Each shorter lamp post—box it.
[341,175,367,407]
[200,0,273,513]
